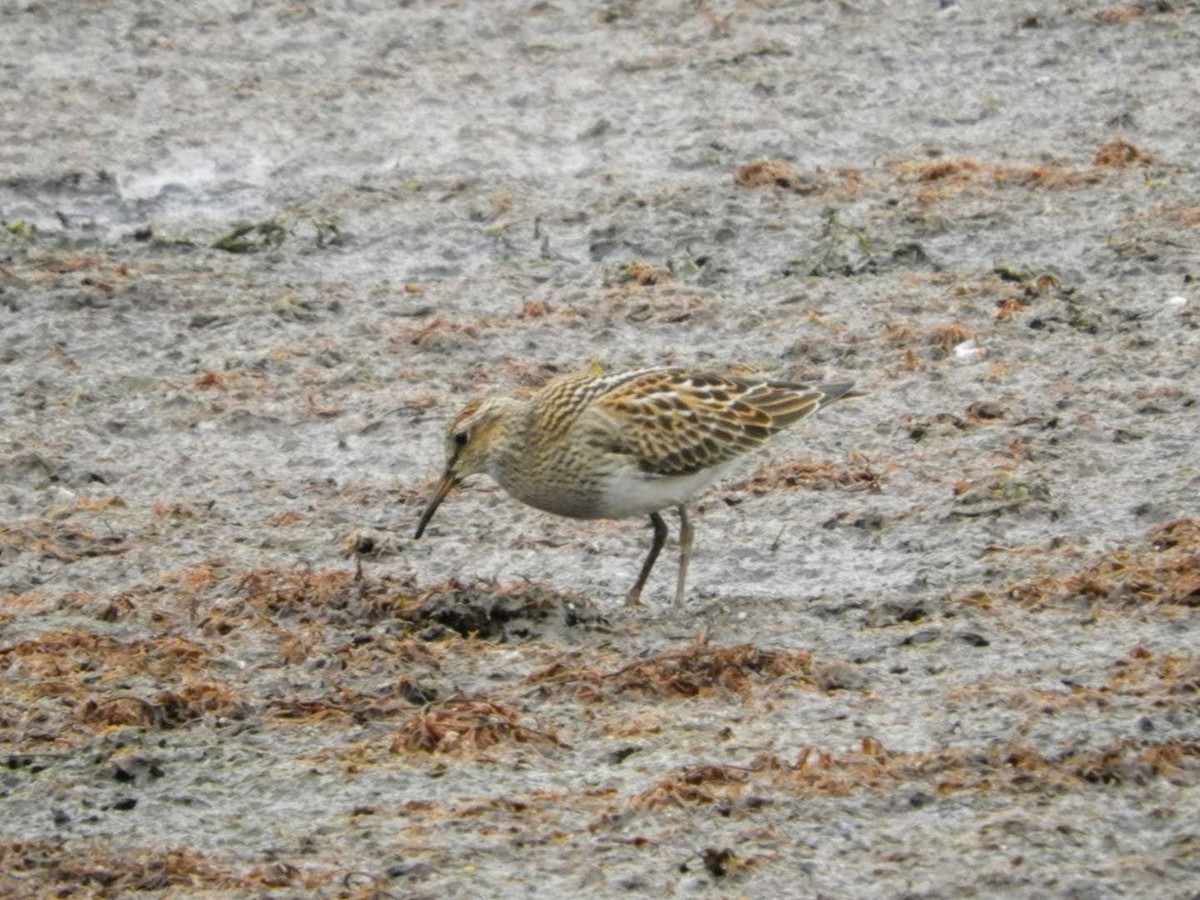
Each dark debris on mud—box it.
[405,578,608,641]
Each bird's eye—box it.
[453,431,469,447]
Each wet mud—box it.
[2,1,1199,896]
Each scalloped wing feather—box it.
[587,369,847,477]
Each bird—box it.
[413,366,858,607]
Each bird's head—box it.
[413,396,517,538]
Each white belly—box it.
[591,463,735,519]
[492,444,741,521]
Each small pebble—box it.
[953,339,987,361]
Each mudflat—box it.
[2,2,1198,896]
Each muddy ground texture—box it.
[2,1,1199,897]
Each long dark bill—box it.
[414,470,459,539]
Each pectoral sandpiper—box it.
[414,366,858,607]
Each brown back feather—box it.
[589,369,856,477]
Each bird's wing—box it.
[586,368,835,477]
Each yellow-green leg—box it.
[674,505,693,608]
[626,511,668,606]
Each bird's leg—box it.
[626,511,668,606]
[674,505,693,608]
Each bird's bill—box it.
[414,470,459,538]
